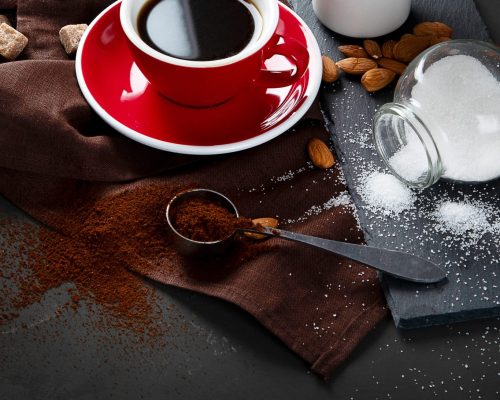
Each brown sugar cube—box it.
[59,24,88,55]
[0,23,28,61]
[0,15,11,26]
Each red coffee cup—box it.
[120,0,309,107]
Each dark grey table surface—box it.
[1,1,499,399]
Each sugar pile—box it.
[359,171,415,215]
[434,200,498,240]
[388,129,428,183]
[392,54,500,182]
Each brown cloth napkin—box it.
[0,0,387,377]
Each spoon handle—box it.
[245,226,446,284]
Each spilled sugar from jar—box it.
[358,170,499,246]
[390,54,500,182]
[359,171,416,215]
[325,71,499,309]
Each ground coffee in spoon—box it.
[172,198,253,242]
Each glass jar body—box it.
[373,40,500,188]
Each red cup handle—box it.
[256,35,309,88]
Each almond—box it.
[336,57,378,75]
[361,68,396,92]
[429,35,451,46]
[321,55,340,83]
[244,217,279,240]
[400,33,415,41]
[413,22,453,38]
[338,44,369,58]
[393,35,431,63]
[307,138,335,169]
[381,40,397,58]
[363,39,382,59]
[377,58,407,75]
[401,33,436,46]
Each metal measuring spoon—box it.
[166,189,447,284]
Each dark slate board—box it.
[290,0,499,328]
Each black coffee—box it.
[137,0,259,61]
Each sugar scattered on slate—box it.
[434,201,498,242]
[320,90,500,310]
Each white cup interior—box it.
[120,0,279,67]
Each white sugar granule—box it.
[287,190,353,224]
[359,171,415,215]
[323,191,352,210]
[433,201,497,240]
[394,54,500,182]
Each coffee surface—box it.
[137,0,258,61]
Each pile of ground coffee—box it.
[172,198,253,242]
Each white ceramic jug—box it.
[312,0,412,38]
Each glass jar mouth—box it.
[373,103,443,189]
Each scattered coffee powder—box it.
[172,198,253,242]
[0,182,271,337]
[1,183,186,337]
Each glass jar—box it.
[373,40,500,188]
